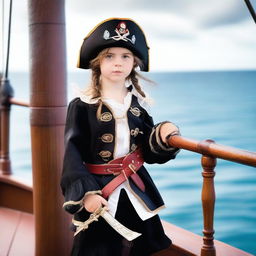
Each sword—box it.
[72,207,141,241]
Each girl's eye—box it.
[105,54,113,59]
[123,55,130,59]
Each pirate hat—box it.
[77,18,150,71]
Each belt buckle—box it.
[128,164,136,174]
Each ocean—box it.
[8,70,256,254]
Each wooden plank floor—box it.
[0,207,34,256]
[0,207,253,256]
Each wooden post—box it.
[0,74,2,173]
[0,104,11,174]
[28,0,72,255]
[0,78,14,175]
[199,140,216,256]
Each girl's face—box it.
[100,47,134,85]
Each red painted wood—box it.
[0,174,32,190]
[0,207,20,255]
[162,221,253,256]
[0,207,34,256]
[0,207,253,256]
[8,211,35,256]
[0,174,33,213]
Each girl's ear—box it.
[133,61,139,68]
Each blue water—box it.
[8,70,256,254]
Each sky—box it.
[1,0,256,72]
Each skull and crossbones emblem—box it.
[103,22,136,44]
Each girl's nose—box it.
[114,62,121,67]
[114,57,122,66]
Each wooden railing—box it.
[9,98,30,107]
[0,91,29,175]
[167,135,256,256]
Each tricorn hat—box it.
[77,18,150,72]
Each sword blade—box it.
[101,210,141,241]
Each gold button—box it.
[100,112,112,122]
[131,128,143,137]
[131,144,137,152]
[99,150,112,161]
[129,107,141,117]
[101,133,114,143]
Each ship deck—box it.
[0,207,34,256]
[0,206,253,256]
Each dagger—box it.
[72,207,141,241]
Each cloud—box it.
[134,12,197,40]
[196,0,251,28]
[2,0,255,72]
[67,0,252,29]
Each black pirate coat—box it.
[60,93,180,221]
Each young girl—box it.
[61,18,180,256]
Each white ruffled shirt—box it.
[102,92,156,220]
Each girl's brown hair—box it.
[85,48,151,119]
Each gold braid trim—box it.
[149,122,179,154]
[155,123,177,151]
[149,127,159,154]
[72,207,107,236]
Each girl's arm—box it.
[141,111,180,164]
[61,98,102,214]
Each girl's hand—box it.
[83,194,108,213]
[160,122,179,144]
